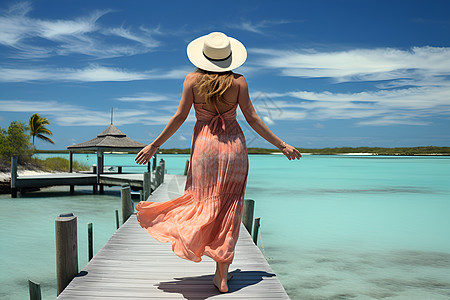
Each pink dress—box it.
[135,99,248,264]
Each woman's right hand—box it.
[135,144,159,165]
[279,143,302,160]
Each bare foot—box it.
[213,273,232,293]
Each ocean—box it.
[1,154,449,299]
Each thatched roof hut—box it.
[67,124,149,185]
[67,123,146,152]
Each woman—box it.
[135,32,301,293]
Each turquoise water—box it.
[1,154,449,299]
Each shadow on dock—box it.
[157,269,276,300]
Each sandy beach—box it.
[0,170,73,194]
[0,170,50,182]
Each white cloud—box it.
[252,85,450,126]
[232,21,264,34]
[0,100,78,113]
[116,92,170,102]
[228,19,294,35]
[251,46,450,84]
[0,2,32,46]
[0,65,189,82]
[0,99,187,126]
[105,26,159,49]
[38,13,100,39]
[357,117,430,126]
[65,65,151,82]
[0,2,160,59]
[249,45,450,126]
[287,87,450,110]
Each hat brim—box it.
[187,35,247,72]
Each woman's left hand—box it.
[280,143,302,160]
[135,144,159,165]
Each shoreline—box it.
[34,150,450,156]
[3,152,449,178]
[0,170,57,182]
[266,152,450,156]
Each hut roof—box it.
[67,124,147,152]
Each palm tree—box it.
[28,113,55,145]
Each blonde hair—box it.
[194,68,233,106]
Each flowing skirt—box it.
[135,118,248,264]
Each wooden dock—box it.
[56,174,290,299]
[15,173,147,189]
[10,155,165,197]
[15,172,97,189]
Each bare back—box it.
[191,72,241,114]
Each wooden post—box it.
[184,160,189,176]
[11,156,18,198]
[118,166,122,174]
[96,151,102,182]
[99,151,104,193]
[99,151,104,175]
[97,150,103,184]
[155,166,162,188]
[55,213,78,296]
[96,151,104,194]
[68,151,73,173]
[253,217,260,245]
[92,164,97,193]
[28,279,42,300]
[147,161,151,172]
[152,154,157,171]
[69,151,74,193]
[121,185,133,224]
[88,223,93,261]
[115,210,119,229]
[242,199,255,234]
[143,171,151,201]
[159,159,165,183]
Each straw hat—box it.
[187,32,247,72]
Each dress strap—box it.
[210,101,226,134]
[213,102,220,114]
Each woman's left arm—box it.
[135,74,194,165]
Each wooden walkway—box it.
[15,172,148,188]
[16,172,97,188]
[56,174,290,299]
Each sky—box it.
[1,0,450,150]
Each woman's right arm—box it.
[237,76,301,160]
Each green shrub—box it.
[0,121,33,163]
[32,157,90,172]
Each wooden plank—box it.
[100,173,145,187]
[16,173,97,188]
[28,279,42,300]
[56,175,290,299]
[15,172,178,190]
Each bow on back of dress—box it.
[194,101,237,134]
